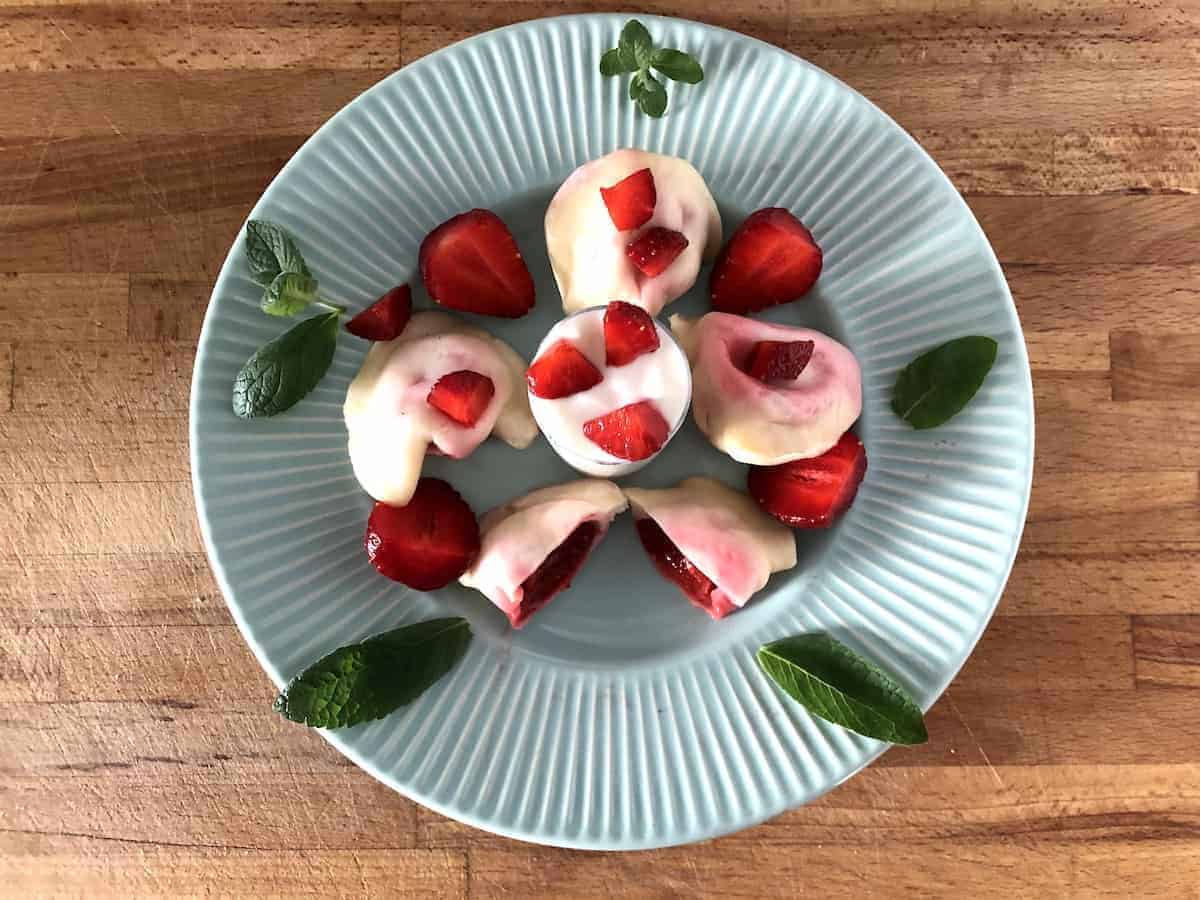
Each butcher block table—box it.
[2,1,1199,896]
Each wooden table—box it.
[2,1,1198,896]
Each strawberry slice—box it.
[526,340,603,399]
[603,300,660,366]
[364,477,481,590]
[512,520,601,627]
[345,284,412,341]
[626,227,689,278]
[419,209,535,318]
[427,370,495,427]
[600,168,656,231]
[635,518,737,619]
[710,208,823,313]
[582,400,669,461]
[747,431,867,528]
[746,339,815,383]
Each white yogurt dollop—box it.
[528,307,692,477]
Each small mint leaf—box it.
[261,271,319,317]
[600,47,637,76]
[652,48,704,84]
[619,19,654,69]
[637,72,668,118]
[245,220,311,287]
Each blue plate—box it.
[190,14,1034,849]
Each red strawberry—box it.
[635,518,737,619]
[526,340,603,399]
[747,431,867,528]
[710,208,823,313]
[512,520,601,628]
[746,339,815,383]
[582,400,669,461]
[600,168,656,231]
[345,284,412,341]
[419,209,535,318]
[427,370,495,427]
[626,227,689,278]
[364,478,481,590]
[603,301,660,366]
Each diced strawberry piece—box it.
[419,209,535,318]
[626,227,689,278]
[364,478,481,590]
[603,301,660,366]
[746,339,815,383]
[600,168,656,231]
[710,208,823,313]
[582,400,669,461]
[345,284,412,341]
[747,431,867,528]
[635,518,737,619]
[427,370,495,427]
[526,340,603,399]
[512,520,601,628]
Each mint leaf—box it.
[232,311,339,418]
[245,220,311,287]
[652,48,704,84]
[261,271,319,317]
[619,19,654,69]
[637,72,668,118]
[600,47,637,76]
[891,336,998,429]
[274,618,472,729]
[629,71,645,103]
[758,634,928,745]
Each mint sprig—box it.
[274,618,473,729]
[233,219,354,418]
[601,19,704,118]
[758,633,928,745]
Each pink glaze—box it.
[460,479,627,626]
[671,313,862,465]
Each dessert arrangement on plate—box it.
[234,127,993,738]
[193,15,1031,847]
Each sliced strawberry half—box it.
[427,370,495,427]
[511,520,601,628]
[626,227,689,278]
[419,209,535,318]
[710,208,823,313]
[526,340,603,399]
[747,431,867,528]
[746,339,815,383]
[603,300,660,366]
[635,518,737,619]
[364,478,481,590]
[345,284,412,341]
[600,168,656,231]
[582,400,669,461]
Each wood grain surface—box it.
[1,1,1198,897]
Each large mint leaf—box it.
[757,633,927,745]
[274,618,472,729]
[891,336,998,429]
[231,311,339,418]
